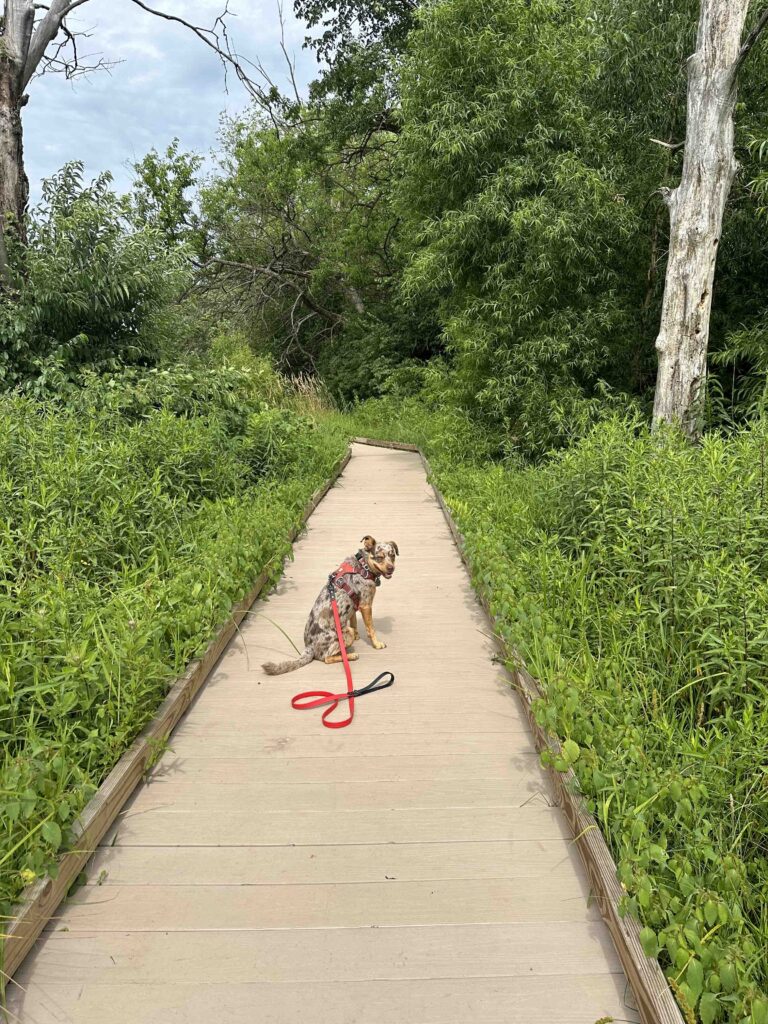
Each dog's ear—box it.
[360,535,376,552]
[390,541,399,556]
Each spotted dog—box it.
[262,536,399,675]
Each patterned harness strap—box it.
[328,550,380,611]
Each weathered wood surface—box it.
[7,443,641,1023]
[652,0,752,437]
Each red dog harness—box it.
[329,550,379,610]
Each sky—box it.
[23,0,320,202]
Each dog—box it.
[262,536,399,675]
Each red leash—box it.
[291,593,394,729]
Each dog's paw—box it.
[351,631,359,641]
[373,640,387,650]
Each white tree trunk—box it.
[652,0,751,437]
[0,0,35,263]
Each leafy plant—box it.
[0,163,191,388]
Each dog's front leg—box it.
[360,605,386,649]
[349,609,359,641]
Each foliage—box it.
[271,0,768,448]
[296,0,415,71]
[396,0,675,454]
[129,139,204,251]
[296,0,413,139]
[200,104,415,390]
[0,164,191,387]
[0,366,347,932]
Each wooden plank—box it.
[121,777,551,814]
[83,839,581,886]
[1,448,352,982]
[104,805,571,847]
[413,442,684,1024]
[141,752,539,784]
[349,436,421,451]
[12,923,626,983]
[158,730,542,758]
[5,976,640,1024]
[167,712,531,737]
[59,875,598,930]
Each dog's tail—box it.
[262,649,314,675]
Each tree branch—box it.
[208,257,343,324]
[733,6,768,77]
[126,0,273,110]
[650,137,685,152]
[22,0,89,88]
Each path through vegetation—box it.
[8,443,638,1023]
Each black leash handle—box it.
[291,671,395,711]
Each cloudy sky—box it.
[23,0,321,201]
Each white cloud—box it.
[23,0,320,200]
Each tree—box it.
[652,1,768,437]
[130,140,203,250]
[396,0,643,455]
[199,105,401,372]
[0,162,190,385]
[0,0,263,281]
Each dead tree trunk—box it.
[0,1,34,274]
[652,0,758,438]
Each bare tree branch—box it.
[37,18,121,80]
[277,0,301,107]
[126,0,274,110]
[650,137,685,152]
[22,0,89,88]
[733,6,768,77]
[207,257,343,324]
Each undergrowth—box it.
[338,399,768,1024]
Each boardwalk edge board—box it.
[351,436,684,1024]
[2,448,352,983]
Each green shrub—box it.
[0,164,190,388]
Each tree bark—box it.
[652,0,751,437]
[0,0,35,267]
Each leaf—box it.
[699,992,718,1024]
[562,739,580,764]
[41,820,62,849]
[704,900,718,927]
[719,962,737,993]
[639,926,657,958]
[686,958,704,1001]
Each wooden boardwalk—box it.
[8,443,639,1023]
